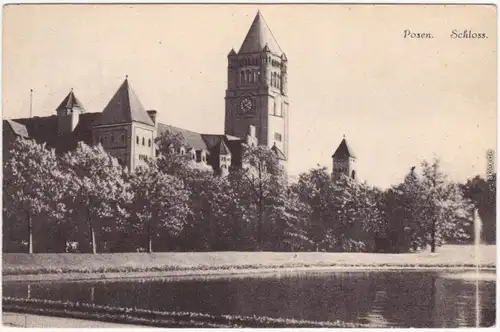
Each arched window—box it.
[246,70,251,83]
[120,133,125,142]
[110,135,114,144]
[253,71,258,83]
[148,139,151,147]
[248,70,253,83]
[277,74,281,89]
[351,170,356,179]
[180,147,185,155]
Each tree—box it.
[61,143,130,254]
[3,138,69,253]
[385,168,428,252]
[420,158,472,252]
[230,144,287,250]
[461,174,496,244]
[128,161,190,253]
[293,167,383,252]
[293,167,338,250]
[155,130,194,178]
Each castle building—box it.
[3,11,354,180]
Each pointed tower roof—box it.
[218,140,231,156]
[239,11,282,55]
[56,89,85,112]
[95,77,154,126]
[332,138,356,159]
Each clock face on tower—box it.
[239,98,254,114]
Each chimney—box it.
[147,110,157,125]
[248,125,256,137]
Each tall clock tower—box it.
[225,11,289,162]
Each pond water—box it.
[3,270,496,327]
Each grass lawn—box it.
[2,245,495,277]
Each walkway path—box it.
[2,312,149,328]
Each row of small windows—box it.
[233,58,281,68]
[220,155,231,163]
[139,154,149,161]
[271,72,281,89]
[240,70,260,84]
[100,132,125,145]
[170,145,207,163]
[136,136,152,147]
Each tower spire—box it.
[238,11,282,55]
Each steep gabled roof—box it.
[157,123,208,151]
[332,138,356,159]
[238,11,283,55]
[5,119,29,137]
[95,78,154,126]
[56,90,85,112]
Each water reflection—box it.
[2,271,495,328]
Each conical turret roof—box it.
[95,77,154,126]
[238,11,282,55]
[332,138,356,159]
[218,140,231,156]
[56,90,85,112]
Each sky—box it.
[2,4,497,188]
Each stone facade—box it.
[224,11,289,169]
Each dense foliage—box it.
[2,136,494,253]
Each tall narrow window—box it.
[136,136,139,145]
[148,139,151,147]
[142,137,145,146]
[240,71,244,84]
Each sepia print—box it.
[1,3,496,328]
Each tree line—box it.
[3,132,496,254]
